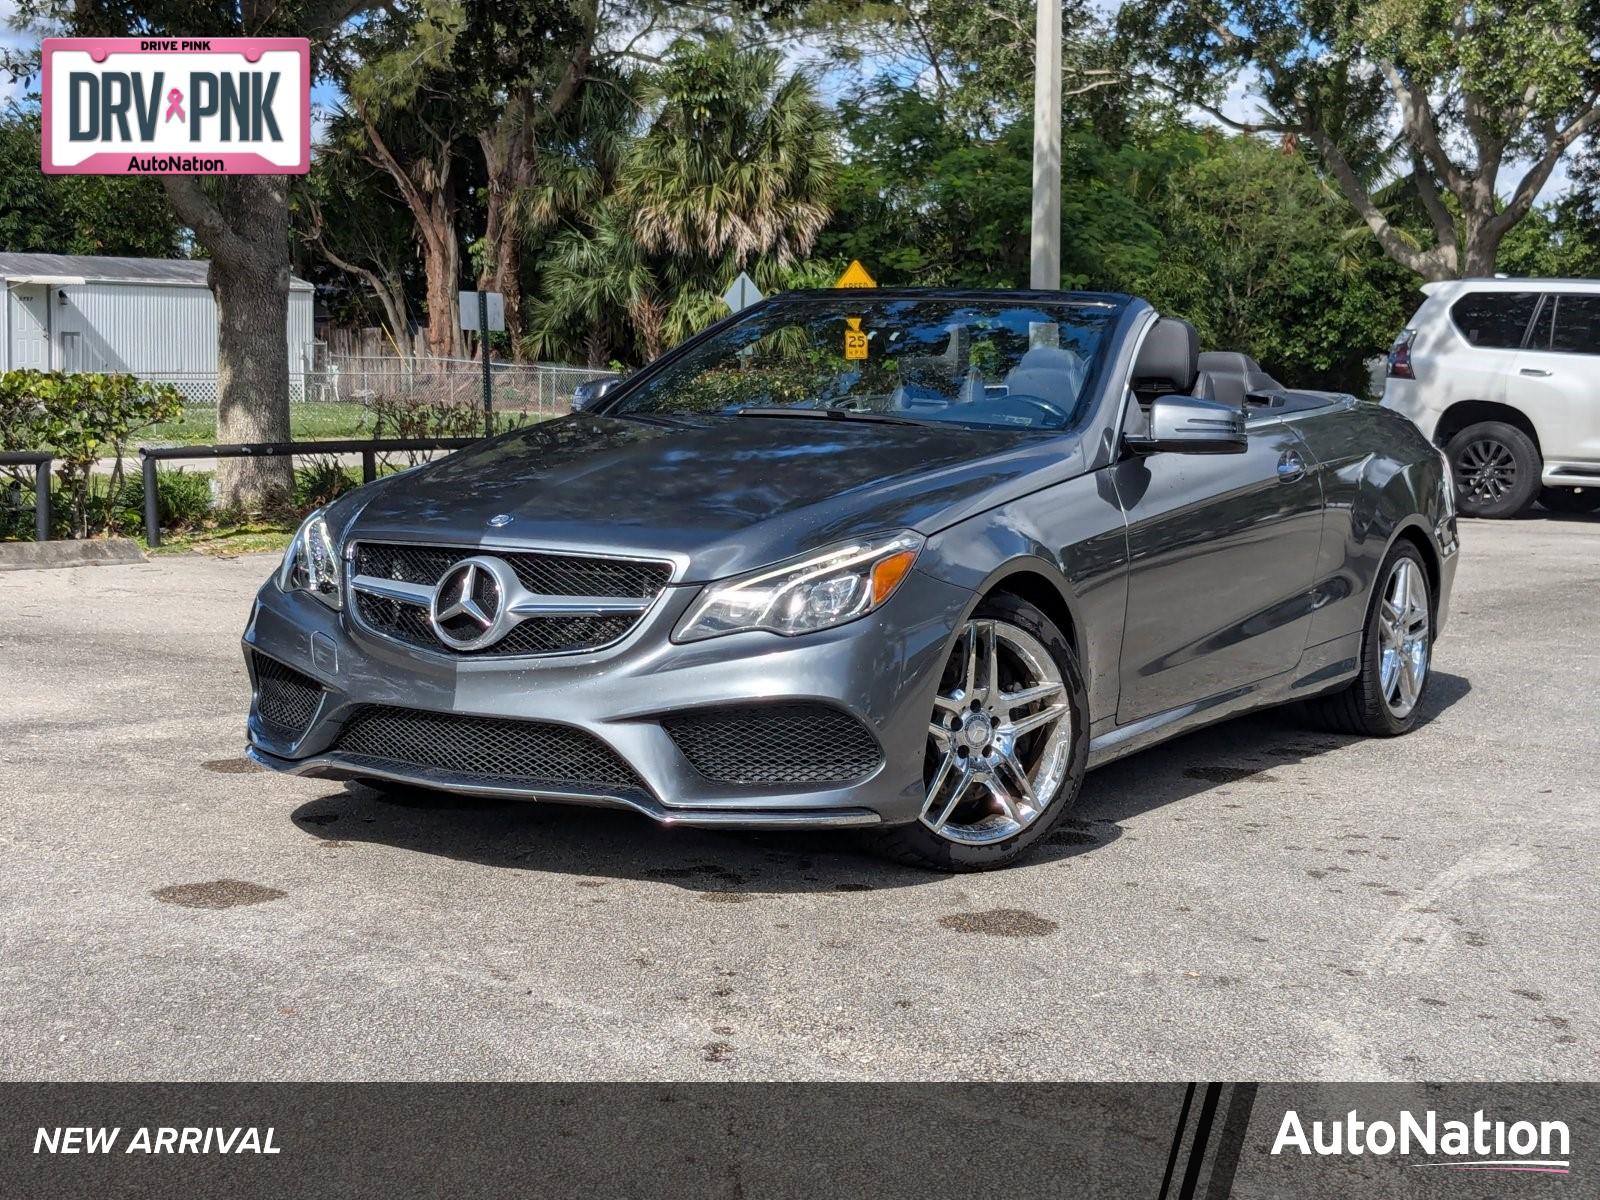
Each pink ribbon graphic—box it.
[164,88,185,123]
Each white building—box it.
[0,252,316,401]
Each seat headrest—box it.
[1133,318,1199,398]
[1195,350,1282,408]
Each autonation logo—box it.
[1273,1108,1571,1175]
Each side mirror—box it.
[571,377,622,413]
[1125,394,1247,455]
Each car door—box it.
[1110,415,1324,724]
[1511,292,1600,467]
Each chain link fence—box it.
[138,356,614,419]
[307,356,611,418]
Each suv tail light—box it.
[1387,328,1416,379]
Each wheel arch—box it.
[978,563,1083,659]
[1433,400,1544,457]
[1387,520,1441,621]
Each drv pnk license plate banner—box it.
[41,37,310,175]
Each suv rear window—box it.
[1449,292,1539,348]
[1550,294,1600,354]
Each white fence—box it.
[136,356,613,417]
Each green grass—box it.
[145,403,379,446]
[144,404,546,446]
[143,521,295,557]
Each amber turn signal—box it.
[870,549,917,605]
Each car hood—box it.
[347,413,1085,581]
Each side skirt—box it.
[1086,642,1361,770]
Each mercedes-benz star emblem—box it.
[428,556,520,651]
[487,513,512,527]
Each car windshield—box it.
[607,295,1121,431]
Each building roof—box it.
[0,252,312,290]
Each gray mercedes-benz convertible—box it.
[244,290,1458,870]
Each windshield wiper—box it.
[735,406,933,428]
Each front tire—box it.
[1446,421,1540,518]
[1305,541,1433,737]
[1539,486,1600,514]
[875,593,1088,872]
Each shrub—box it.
[294,457,361,509]
[365,392,484,466]
[0,370,182,537]
[111,468,215,534]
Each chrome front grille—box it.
[348,541,672,658]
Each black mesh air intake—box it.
[662,704,882,788]
[331,705,646,793]
[252,655,324,739]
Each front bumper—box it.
[242,567,974,829]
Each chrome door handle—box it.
[1520,368,1552,377]
[1277,451,1306,483]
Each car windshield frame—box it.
[601,292,1126,435]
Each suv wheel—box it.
[1305,541,1432,737]
[1445,421,1540,518]
[875,594,1088,872]
[1539,486,1600,515]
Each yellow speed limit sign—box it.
[835,260,877,289]
[844,316,868,360]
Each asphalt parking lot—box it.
[2,517,1597,1082]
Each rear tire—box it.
[1539,486,1600,514]
[1304,541,1433,737]
[1445,421,1540,518]
[875,593,1088,872]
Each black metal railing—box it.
[139,437,479,548]
[0,451,53,542]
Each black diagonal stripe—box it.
[1157,1082,1197,1200]
[1177,1083,1223,1200]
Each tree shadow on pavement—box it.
[1074,670,1470,832]
[287,671,1469,892]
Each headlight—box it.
[277,508,342,610]
[674,532,924,642]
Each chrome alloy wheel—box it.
[1456,437,1517,503]
[922,619,1073,846]
[1377,558,1430,719]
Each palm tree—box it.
[625,36,837,270]
[525,203,665,365]
[524,36,840,366]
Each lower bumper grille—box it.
[662,703,882,787]
[252,655,323,739]
[330,705,647,794]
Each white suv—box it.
[1381,278,1600,518]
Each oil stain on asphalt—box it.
[152,880,286,909]
[1184,765,1280,784]
[200,758,262,774]
[938,909,1058,937]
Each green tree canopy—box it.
[0,107,184,257]
[1119,0,1600,279]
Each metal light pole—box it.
[1030,0,1062,291]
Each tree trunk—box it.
[478,121,530,359]
[1462,208,1504,277]
[164,175,295,512]
[359,109,462,358]
[492,227,525,357]
[420,220,461,358]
